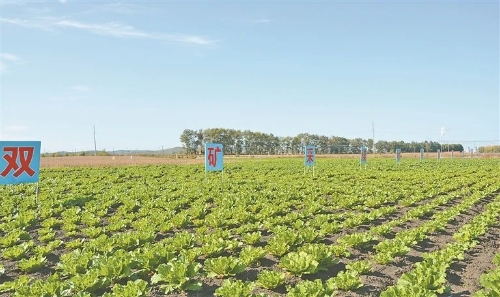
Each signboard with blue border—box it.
[396,148,401,164]
[0,141,41,185]
[205,143,223,172]
[360,146,368,165]
[304,145,315,167]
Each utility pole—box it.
[93,125,97,156]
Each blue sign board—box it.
[205,143,223,172]
[0,141,41,185]
[304,145,315,166]
[396,148,401,163]
[360,147,368,165]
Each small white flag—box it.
[440,127,446,138]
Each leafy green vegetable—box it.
[474,266,500,296]
[298,243,339,271]
[398,260,449,294]
[214,279,255,297]
[381,284,438,297]
[328,271,363,290]
[346,260,372,275]
[265,239,290,257]
[2,241,33,260]
[279,251,319,276]
[239,246,266,266]
[151,257,202,293]
[0,275,31,294]
[287,279,326,297]
[204,256,246,278]
[18,255,46,272]
[242,231,262,245]
[257,270,286,289]
[70,270,111,293]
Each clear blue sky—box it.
[1,0,498,152]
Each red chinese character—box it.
[207,146,221,167]
[307,148,314,163]
[0,147,36,177]
[361,149,367,161]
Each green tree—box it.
[180,129,197,154]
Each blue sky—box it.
[1,0,498,152]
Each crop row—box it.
[380,192,500,296]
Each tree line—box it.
[478,145,500,153]
[180,128,464,155]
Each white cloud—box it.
[0,0,43,6]
[251,18,271,24]
[0,61,7,74]
[0,134,28,141]
[70,85,89,91]
[54,19,152,38]
[0,17,217,46]
[26,6,53,14]
[0,53,20,62]
[59,0,67,3]
[5,125,28,132]
[0,53,23,74]
[169,35,216,46]
[0,17,53,30]
[86,2,141,15]
[50,96,80,103]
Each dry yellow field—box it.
[39,152,480,168]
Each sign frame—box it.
[304,145,315,176]
[0,141,41,185]
[395,148,401,164]
[0,141,42,204]
[204,143,224,181]
[360,146,368,167]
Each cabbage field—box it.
[0,158,499,296]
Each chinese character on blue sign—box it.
[304,146,315,166]
[205,143,223,171]
[360,147,367,165]
[396,148,401,163]
[0,141,41,185]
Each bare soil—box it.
[40,152,487,168]
[41,156,204,168]
[446,223,500,296]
